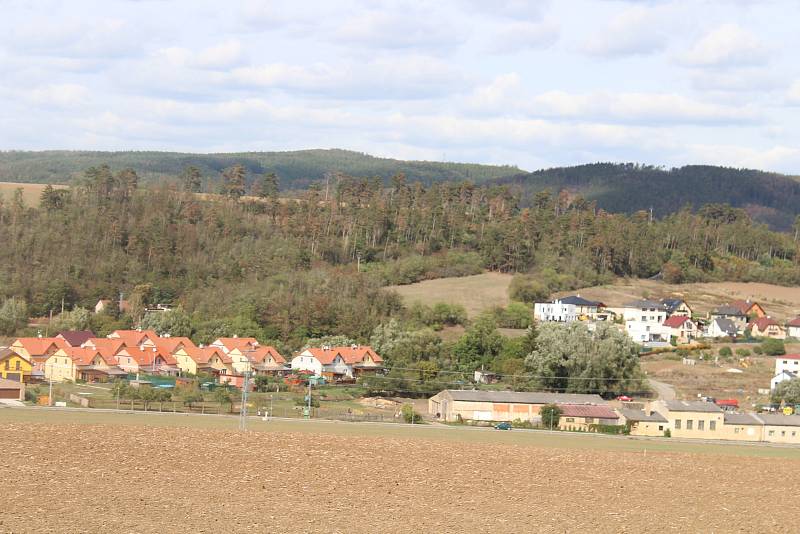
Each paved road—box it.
[648,378,676,400]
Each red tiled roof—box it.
[663,316,690,328]
[109,330,159,346]
[247,346,285,364]
[301,346,383,366]
[749,317,780,331]
[788,317,800,327]
[731,300,761,315]
[153,337,197,355]
[64,347,117,366]
[558,405,619,419]
[212,337,259,352]
[780,354,800,360]
[13,337,68,356]
[186,346,231,365]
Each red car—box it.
[616,395,633,402]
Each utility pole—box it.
[306,380,312,418]
[239,370,250,431]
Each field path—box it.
[648,379,677,400]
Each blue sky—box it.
[1,0,799,172]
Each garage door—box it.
[0,388,20,399]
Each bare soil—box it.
[2,417,799,533]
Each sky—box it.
[1,0,799,173]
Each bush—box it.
[539,404,562,429]
[508,276,550,304]
[401,403,424,424]
[664,429,671,438]
[753,345,763,355]
[735,348,751,357]
[718,347,732,357]
[761,338,786,356]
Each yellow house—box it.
[44,347,123,383]
[657,400,724,439]
[758,414,800,444]
[173,346,219,376]
[619,408,669,437]
[10,337,68,376]
[748,318,786,339]
[0,348,33,383]
[211,337,259,374]
[722,412,764,442]
[44,348,79,383]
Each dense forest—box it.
[0,149,519,189]
[499,163,800,230]
[0,163,799,393]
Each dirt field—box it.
[1,409,799,533]
[387,272,513,317]
[0,181,67,206]
[388,274,800,321]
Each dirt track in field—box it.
[2,421,798,533]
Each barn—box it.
[428,390,606,423]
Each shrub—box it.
[761,338,786,356]
[401,403,424,424]
[718,347,732,357]
[539,404,562,429]
[664,429,671,438]
[753,345,763,355]
[735,348,751,357]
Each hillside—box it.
[495,163,800,230]
[0,149,520,189]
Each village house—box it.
[709,306,747,332]
[45,347,126,383]
[211,337,261,374]
[533,299,577,323]
[10,337,68,379]
[787,317,800,339]
[662,316,697,344]
[558,404,620,431]
[748,317,786,339]
[770,354,800,390]
[620,300,669,344]
[758,414,800,444]
[427,390,606,423]
[656,400,724,439]
[706,317,739,338]
[107,329,160,349]
[56,330,95,347]
[618,408,669,437]
[731,299,766,319]
[290,345,382,380]
[0,348,32,383]
[558,295,608,320]
[722,412,764,442]
[0,377,25,401]
[661,298,692,318]
[249,346,288,376]
[94,298,130,314]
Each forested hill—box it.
[0,149,519,188]
[494,163,800,230]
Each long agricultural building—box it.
[428,390,606,423]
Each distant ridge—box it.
[0,149,520,188]
[492,163,800,230]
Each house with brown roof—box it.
[731,299,766,319]
[56,330,96,347]
[249,346,288,376]
[662,316,697,344]
[557,404,620,431]
[748,317,786,339]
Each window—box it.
[793,432,796,437]
[674,419,681,429]
[641,316,647,321]
[686,420,693,430]
[698,420,705,431]
[15,360,20,371]
[565,417,574,422]
[782,431,786,437]
[769,430,775,436]
[658,425,664,431]
[709,420,716,431]
[734,427,740,434]
[3,360,8,370]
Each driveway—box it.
[0,399,25,407]
[648,379,676,401]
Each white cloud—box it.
[26,83,90,108]
[681,24,769,68]
[488,21,559,54]
[787,81,800,105]
[582,6,670,57]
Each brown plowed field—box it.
[2,412,799,533]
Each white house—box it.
[706,317,739,338]
[770,354,800,391]
[622,300,669,343]
[787,318,800,339]
[533,300,577,323]
[291,347,352,378]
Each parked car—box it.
[494,422,512,430]
[616,395,633,402]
